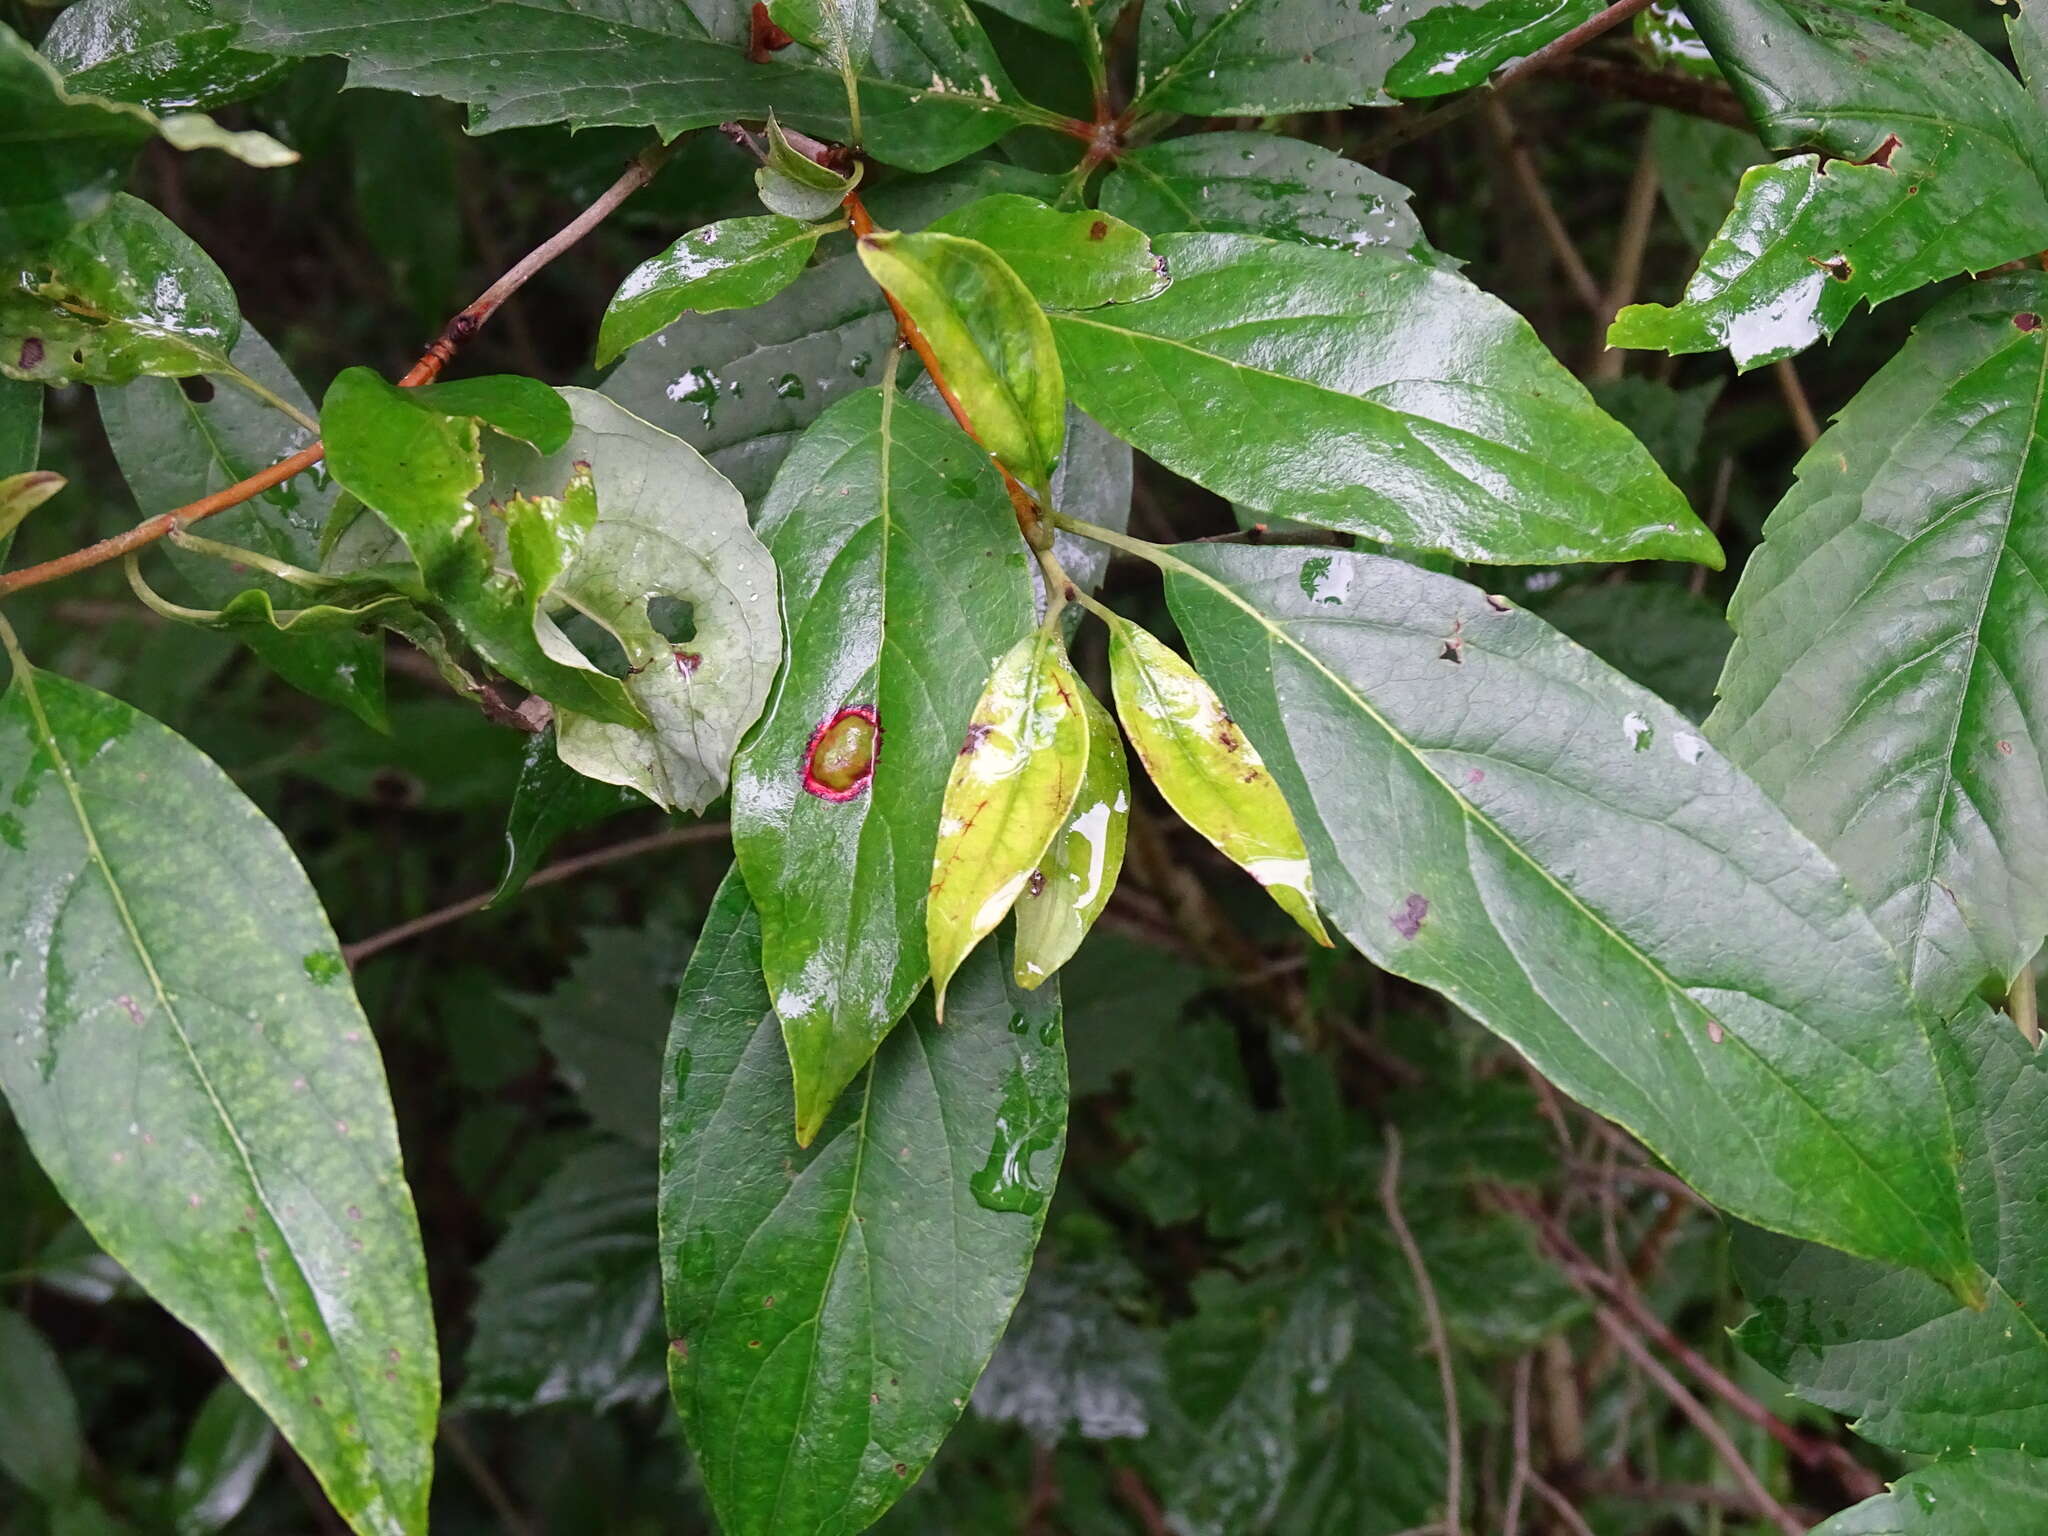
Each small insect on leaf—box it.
[928,625,1090,1016]
[1013,687,1128,989]
[1106,615,1331,945]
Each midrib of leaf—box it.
[1129,0,1264,117]
[1113,157,1203,224]
[1067,523,1959,1262]
[0,647,397,1510]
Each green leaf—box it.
[0,25,291,256]
[929,625,1090,1018]
[926,195,1166,309]
[730,383,1033,1147]
[1101,132,1443,266]
[1130,0,1598,118]
[170,1381,275,1536]
[755,115,861,221]
[2,195,239,385]
[1733,999,2048,1458]
[218,0,1050,173]
[42,0,291,112]
[1052,235,1720,567]
[404,375,575,454]
[598,216,824,370]
[858,229,1065,496]
[1106,613,1329,945]
[489,726,645,906]
[1650,109,1766,249]
[480,389,781,813]
[660,871,1066,1536]
[0,469,62,542]
[0,663,437,1536]
[1633,0,1717,77]
[0,1306,81,1503]
[1148,539,1974,1289]
[320,367,647,729]
[1013,687,1127,988]
[1538,582,1730,723]
[98,325,388,728]
[1709,278,2048,1016]
[1611,0,2048,369]
[459,1141,665,1414]
[769,0,879,72]
[0,374,40,565]
[1810,1451,2048,1535]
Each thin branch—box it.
[2011,961,2040,1047]
[1502,1354,1533,1536]
[1773,358,1822,448]
[1525,1472,1598,1536]
[1545,56,1750,129]
[0,142,674,601]
[1589,134,1661,380]
[1108,1466,1175,1536]
[1483,99,1604,316]
[1381,1128,1464,1536]
[441,1420,536,1536]
[342,822,730,966]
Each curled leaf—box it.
[1107,614,1331,944]
[1013,685,1128,988]
[928,625,1090,1020]
[0,469,62,541]
[756,114,861,220]
[596,214,823,367]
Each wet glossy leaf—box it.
[1053,235,1719,567]
[42,0,290,112]
[170,1380,275,1536]
[98,325,387,728]
[0,1307,80,1503]
[0,665,437,1536]
[0,26,290,255]
[730,383,1032,1144]
[660,872,1065,1536]
[1014,687,1127,988]
[220,0,1041,172]
[1810,1451,2048,1535]
[858,229,1065,495]
[489,726,646,906]
[598,216,824,369]
[1108,614,1328,944]
[927,195,1166,309]
[1610,0,2048,369]
[1101,132,1443,266]
[769,0,879,73]
[1732,999,2048,1458]
[320,367,646,729]
[459,1142,666,1414]
[1709,278,2048,1016]
[1156,540,1974,1289]
[929,626,1090,1014]
[2,195,238,385]
[481,389,780,814]
[1130,0,1597,118]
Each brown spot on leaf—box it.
[2018,313,2042,332]
[1028,869,1046,897]
[958,721,992,757]
[1999,740,2015,754]
[17,338,42,370]
[1811,255,1852,281]
[672,649,702,677]
[1088,220,1109,241]
[1484,594,1511,613]
[671,1339,689,1357]
[1390,893,1428,939]
[804,706,880,800]
[116,995,145,1027]
[1439,640,1464,664]
[1857,133,1900,168]
[1705,1018,1726,1044]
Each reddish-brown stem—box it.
[844,187,1051,547]
[0,142,673,601]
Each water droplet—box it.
[969,1063,1061,1215]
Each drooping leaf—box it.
[730,382,1033,1146]
[98,325,388,728]
[480,389,781,814]
[0,664,437,1536]
[459,1141,666,1414]
[0,1307,81,1504]
[1809,1451,2048,1535]
[3,195,238,385]
[660,872,1065,1536]
[1149,539,1973,1289]
[1709,277,2048,1016]
[858,229,1065,495]
[928,625,1090,1016]
[41,0,291,112]
[926,195,1166,309]
[0,25,292,255]
[1106,613,1329,944]
[1101,132,1443,266]
[489,726,647,906]
[598,215,825,369]
[1013,686,1128,988]
[170,1380,275,1536]
[1129,0,1599,118]
[218,0,1048,172]
[1732,999,2048,1459]
[1052,235,1720,567]
[1610,0,2048,369]
[320,367,647,729]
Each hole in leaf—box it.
[648,595,696,644]
[178,376,217,403]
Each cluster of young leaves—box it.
[6,0,2048,1531]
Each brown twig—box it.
[1545,56,1751,129]
[0,142,674,601]
[1381,1128,1464,1536]
[1108,1465,1175,1536]
[341,822,730,966]
[1503,1354,1534,1535]
[1773,358,1822,448]
[1589,134,1661,379]
[1526,1471,1598,1536]
[441,1420,537,1536]
[1484,99,1604,317]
